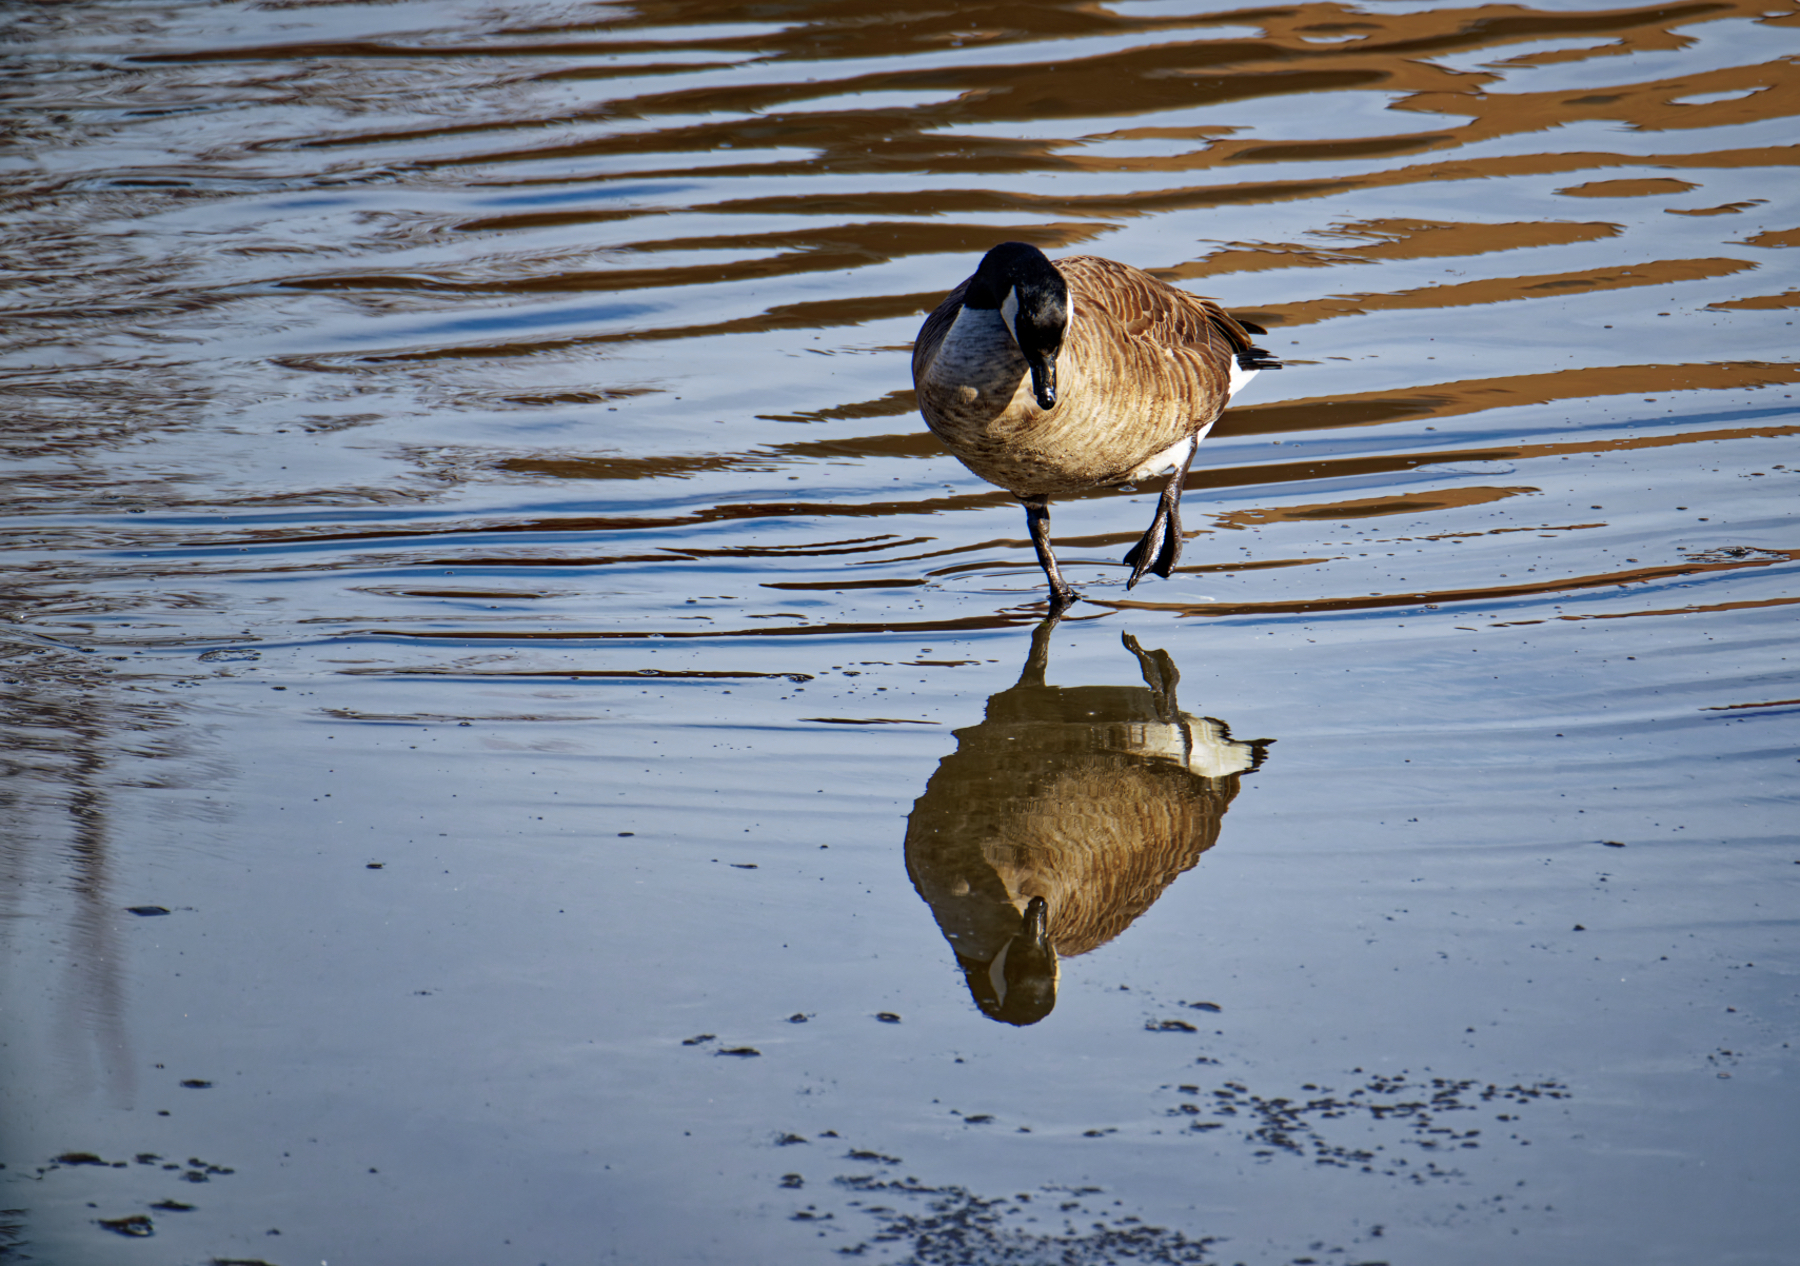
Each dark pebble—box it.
[97,1215,154,1237]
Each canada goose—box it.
[904,621,1271,1024]
[913,242,1279,611]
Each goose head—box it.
[967,241,1067,409]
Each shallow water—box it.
[2,1,1797,1262]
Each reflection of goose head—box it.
[968,895,1058,1026]
[905,620,1270,1025]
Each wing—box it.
[1056,255,1280,379]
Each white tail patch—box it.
[1227,361,1259,399]
[1127,434,1196,484]
[1127,717,1256,778]
[1180,717,1260,779]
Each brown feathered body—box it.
[912,255,1262,498]
[904,715,1248,962]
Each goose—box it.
[904,622,1271,1025]
[913,242,1280,611]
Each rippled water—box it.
[3,1,1797,1262]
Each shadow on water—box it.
[907,620,1269,1025]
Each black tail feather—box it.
[1237,344,1282,371]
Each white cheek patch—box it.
[999,286,1021,346]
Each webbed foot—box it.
[1122,448,1195,589]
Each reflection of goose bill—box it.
[965,896,1058,1026]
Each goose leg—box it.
[1121,631,1181,720]
[1018,615,1061,689]
[1122,444,1196,589]
[1021,497,1079,614]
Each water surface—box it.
[3,1,1797,1262]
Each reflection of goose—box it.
[913,242,1279,612]
[904,621,1270,1025]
